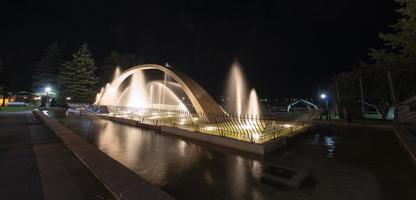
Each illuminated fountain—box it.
[96,67,187,112]
[226,60,261,117]
[247,89,260,116]
[226,60,247,115]
[92,64,317,144]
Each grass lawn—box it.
[0,106,39,112]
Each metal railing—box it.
[101,105,320,143]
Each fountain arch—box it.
[97,64,224,114]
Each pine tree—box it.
[32,42,62,92]
[368,0,416,100]
[58,44,98,103]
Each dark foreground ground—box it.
[0,111,114,200]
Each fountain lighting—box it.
[226,60,262,117]
[226,60,247,115]
[95,66,188,113]
[205,126,216,131]
[283,124,294,128]
[241,124,256,130]
[113,67,121,79]
[247,89,261,117]
[149,116,161,119]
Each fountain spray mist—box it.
[125,71,147,108]
[226,60,247,115]
[113,67,121,80]
[247,89,261,117]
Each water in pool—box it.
[47,111,416,200]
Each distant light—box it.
[320,94,326,99]
[45,87,51,92]
[66,97,71,100]
[283,124,294,128]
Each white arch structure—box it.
[97,64,224,114]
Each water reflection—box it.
[310,133,337,158]
[48,112,416,200]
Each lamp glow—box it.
[320,94,326,99]
[45,87,51,93]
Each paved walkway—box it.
[0,111,114,200]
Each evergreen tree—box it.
[333,0,416,119]
[58,44,98,103]
[368,0,416,100]
[32,42,62,92]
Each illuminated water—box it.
[95,68,186,111]
[247,89,260,117]
[48,111,416,200]
[226,60,261,116]
[227,61,247,115]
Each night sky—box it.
[1,0,396,98]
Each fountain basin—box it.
[102,115,289,155]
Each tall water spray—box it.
[113,67,121,79]
[226,60,247,115]
[226,60,261,116]
[247,89,260,117]
[125,71,148,108]
[95,66,188,111]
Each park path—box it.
[0,111,114,200]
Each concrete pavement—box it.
[0,111,114,200]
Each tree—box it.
[58,44,98,103]
[368,0,416,101]
[32,42,62,92]
[99,51,144,86]
[334,0,416,119]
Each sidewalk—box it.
[0,111,114,200]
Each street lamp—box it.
[320,93,330,121]
[320,93,328,110]
[45,87,51,109]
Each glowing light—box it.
[192,117,199,121]
[227,60,247,115]
[66,97,71,100]
[149,116,160,119]
[252,133,260,140]
[205,126,216,131]
[320,94,327,99]
[247,89,260,116]
[45,87,51,92]
[283,124,294,128]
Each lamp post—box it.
[45,87,51,109]
[321,93,329,120]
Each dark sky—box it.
[1,0,397,98]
